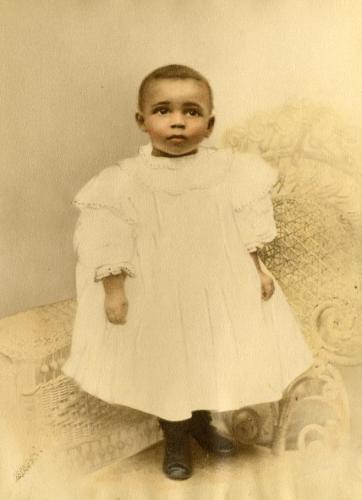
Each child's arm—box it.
[249,251,275,301]
[102,272,129,324]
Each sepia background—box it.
[1,1,362,498]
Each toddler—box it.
[63,65,313,480]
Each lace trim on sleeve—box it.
[94,263,136,282]
[73,165,137,224]
[245,227,278,252]
[73,201,137,225]
[234,192,278,251]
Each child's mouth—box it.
[167,135,187,143]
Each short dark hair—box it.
[138,64,213,111]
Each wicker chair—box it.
[1,102,361,481]
[221,102,361,452]
[0,300,162,478]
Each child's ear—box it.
[135,112,147,131]
[205,116,215,137]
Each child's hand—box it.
[258,271,275,301]
[104,287,129,324]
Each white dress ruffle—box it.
[63,145,313,421]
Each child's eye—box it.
[154,107,169,115]
[185,109,202,117]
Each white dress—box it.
[62,144,313,421]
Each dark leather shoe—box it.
[191,410,236,456]
[159,418,192,480]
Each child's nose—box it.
[170,111,186,128]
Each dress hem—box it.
[62,357,314,421]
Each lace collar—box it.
[138,143,209,169]
[133,143,231,195]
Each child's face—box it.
[136,78,214,157]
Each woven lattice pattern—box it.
[0,299,75,361]
[260,196,361,360]
[19,375,161,472]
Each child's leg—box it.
[158,417,192,480]
[190,410,236,456]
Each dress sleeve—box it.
[230,153,279,252]
[72,166,138,281]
